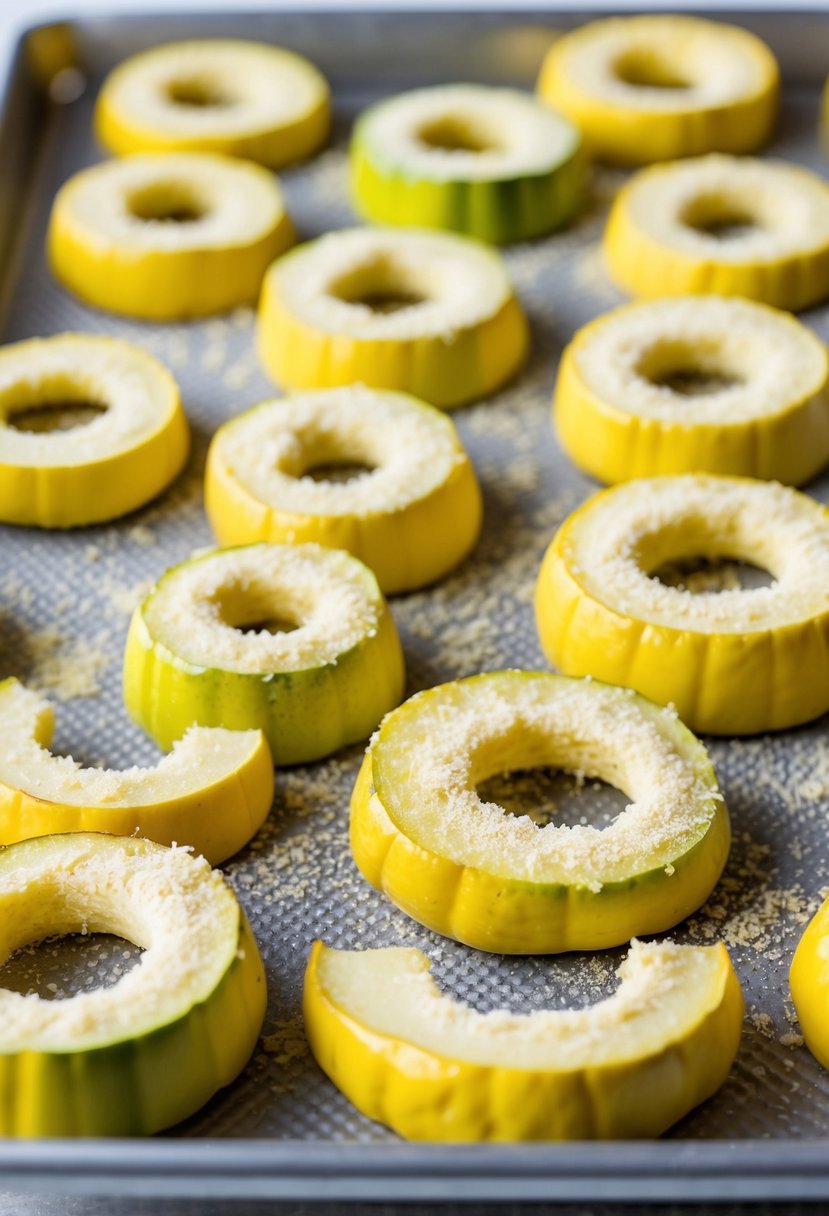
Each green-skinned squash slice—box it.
[124,542,405,765]
[0,833,265,1136]
[351,85,585,244]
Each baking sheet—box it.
[2,8,829,1202]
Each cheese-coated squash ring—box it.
[604,156,829,311]
[351,84,585,243]
[351,671,728,953]
[48,152,294,320]
[538,15,778,165]
[0,333,188,527]
[124,542,405,766]
[536,474,829,734]
[95,39,330,168]
[0,833,266,1136]
[205,386,482,593]
[257,227,528,409]
[554,297,829,485]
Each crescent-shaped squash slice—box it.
[304,938,744,1141]
[0,678,273,864]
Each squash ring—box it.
[0,333,188,527]
[604,155,829,311]
[537,15,778,164]
[535,474,829,734]
[351,84,584,243]
[205,386,482,593]
[554,296,829,485]
[350,670,729,953]
[257,227,528,409]
[95,38,330,168]
[0,833,266,1136]
[48,152,294,320]
[124,542,405,765]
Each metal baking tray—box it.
[2,6,829,1204]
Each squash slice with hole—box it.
[123,543,405,765]
[0,832,266,1136]
[350,671,729,953]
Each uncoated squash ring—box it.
[304,937,744,1140]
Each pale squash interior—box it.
[574,296,827,424]
[362,84,578,181]
[556,16,769,110]
[315,938,729,1070]
[143,542,382,674]
[216,386,463,517]
[0,335,178,465]
[63,152,284,249]
[0,833,238,1051]
[566,475,829,632]
[371,671,722,888]
[272,227,511,341]
[0,678,263,806]
[105,39,326,137]
[625,156,829,261]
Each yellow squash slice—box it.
[350,671,729,954]
[536,475,829,735]
[0,833,266,1136]
[124,542,405,766]
[604,155,829,311]
[0,678,273,865]
[96,39,330,168]
[304,938,744,1140]
[48,152,294,320]
[257,227,528,409]
[0,333,188,527]
[205,386,482,594]
[791,894,829,1072]
[554,297,829,485]
[538,15,778,164]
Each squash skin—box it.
[790,895,829,1073]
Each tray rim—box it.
[4,1138,829,1202]
[3,3,829,1203]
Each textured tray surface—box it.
[0,8,829,1159]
